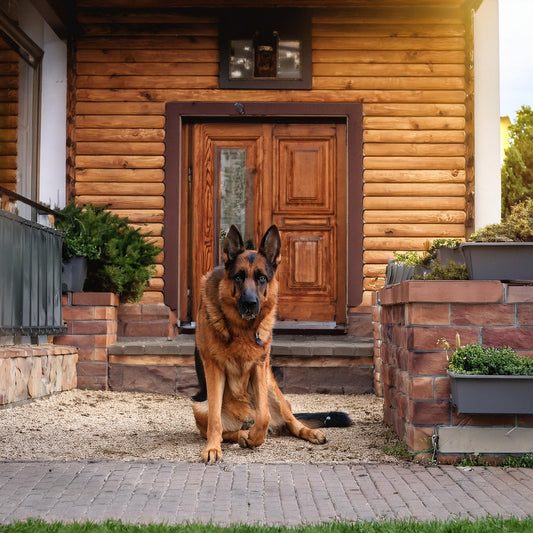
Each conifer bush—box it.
[55,202,160,302]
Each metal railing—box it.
[0,186,65,338]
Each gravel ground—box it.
[0,390,402,464]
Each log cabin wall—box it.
[71,2,470,317]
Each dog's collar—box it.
[255,332,263,347]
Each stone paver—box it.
[0,461,532,525]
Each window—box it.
[0,8,43,218]
[219,9,311,90]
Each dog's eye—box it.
[233,271,245,284]
[255,273,268,285]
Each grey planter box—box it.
[460,242,533,281]
[448,370,533,414]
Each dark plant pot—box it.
[447,370,533,414]
[436,246,465,267]
[62,256,88,293]
[460,242,533,281]
[385,260,414,286]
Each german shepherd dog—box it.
[192,224,351,463]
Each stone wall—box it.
[0,345,78,407]
[54,292,119,390]
[373,281,533,459]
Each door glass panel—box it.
[218,148,254,259]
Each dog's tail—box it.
[294,411,353,429]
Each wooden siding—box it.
[0,39,18,193]
[73,5,469,307]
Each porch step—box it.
[108,335,374,395]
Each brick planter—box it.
[54,292,119,390]
[373,281,533,459]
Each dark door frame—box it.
[164,101,363,315]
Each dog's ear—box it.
[223,225,245,265]
[259,225,281,268]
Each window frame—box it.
[219,8,312,90]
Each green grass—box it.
[2,518,533,533]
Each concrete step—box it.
[108,335,375,395]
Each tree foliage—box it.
[501,105,533,216]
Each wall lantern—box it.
[219,9,311,90]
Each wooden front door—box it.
[186,121,346,325]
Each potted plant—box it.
[386,238,467,285]
[445,341,533,414]
[460,198,533,281]
[55,202,160,302]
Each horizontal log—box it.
[364,170,465,183]
[129,223,163,236]
[77,48,218,63]
[363,277,385,292]
[314,8,463,25]
[363,156,464,170]
[77,141,165,156]
[314,76,464,91]
[76,155,164,169]
[313,63,465,77]
[78,36,217,50]
[364,210,466,224]
[364,223,464,238]
[364,143,464,157]
[76,195,165,209]
[76,168,164,182]
[363,264,387,278]
[76,102,165,115]
[314,36,465,51]
[107,209,164,223]
[362,103,465,117]
[363,116,465,130]
[313,50,465,64]
[148,277,164,291]
[139,291,164,304]
[363,196,465,210]
[0,142,15,155]
[0,156,16,168]
[77,115,165,128]
[75,89,466,105]
[75,182,165,196]
[77,74,219,89]
[364,236,452,251]
[80,23,217,38]
[360,290,375,308]
[363,130,465,143]
[78,62,218,76]
[0,130,17,142]
[364,182,465,197]
[77,129,164,142]
[77,9,217,24]
[363,250,397,264]
[313,23,465,38]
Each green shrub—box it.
[468,197,533,242]
[55,202,160,302]
[416,260,468,280]
[448,343,533,375]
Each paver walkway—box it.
[1,461,532,525]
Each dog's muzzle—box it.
[239,290,260,320]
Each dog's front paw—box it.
[301,427,327,444]
[201,446,222,464]
[237,430,251,449]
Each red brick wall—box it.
[54,292,119,390]
[373,281,533,454]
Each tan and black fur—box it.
[192,224,351,464]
